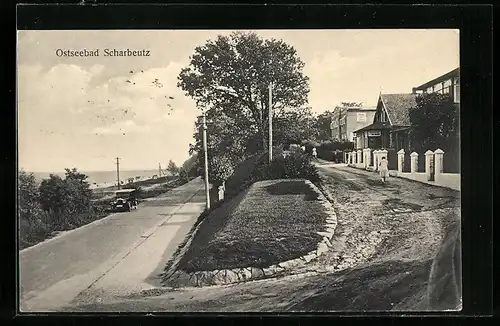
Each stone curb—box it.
[165,179,338,288]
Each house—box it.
[412,67,460,104]
[329,104,376,142]
[353,93,417,151]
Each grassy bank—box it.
[173,179,329,273]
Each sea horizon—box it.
[27,169,163,186]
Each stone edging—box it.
[165,179,338,288]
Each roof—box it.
[413,68,460,91]
[115,189,136,193]
[335,106,376,113]
[380,93,417,126]
[353,121,392,133]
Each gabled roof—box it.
[380,93,417,126]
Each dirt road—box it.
[63,164,460,312]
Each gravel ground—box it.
[64,164,460,312]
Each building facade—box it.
[353,93,417,151]
[412,67,460,104]
[330,105,376,142]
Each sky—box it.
[17,29,459,172]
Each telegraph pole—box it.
[116,157,121,189]
[268,82,273,164]
[202,110,211,210]
[159,163,162,177]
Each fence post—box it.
[397,149,405,174]
[410,152,419,178]
[434,148,444,183]
[373,150,380,171]
[363,148,371,169]
[218,185,225,201]
[357,149,362,165]
[425,150,434,181]
[350,151,355,165]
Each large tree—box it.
[313,110,336,141]
[409,92,459,152]
[178,31,310,156]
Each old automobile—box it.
[111,189,138,212]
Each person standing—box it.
[379,156,389,183]
[312,147,317,159]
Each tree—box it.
[341,102,363,107]
[178,31,310,157]
[313,110,335,141]
[273,106,317,146]
[209,154,235,186]
[18,170,46,226]
[39,168,92,228]
[166,160,180,176]
[409,93,459,152]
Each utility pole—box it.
[159,163,162,177]
[268,82,273,164]
[202,110,211,210]
[116,157,121,189]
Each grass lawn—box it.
[175,179,330,273]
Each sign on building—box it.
[368,130,381,137]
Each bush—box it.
[266,150,320,182]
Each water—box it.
[30,170,161,187]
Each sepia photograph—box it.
[17,29,461,313]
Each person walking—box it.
[312,147,317,160]
[379,156,389,183]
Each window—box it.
[357,112,367,122]
[454,81,460,103]
[380,111,386,122]
[427,86,434,93]
[443,79,452,94]
[434,82,443,93]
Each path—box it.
[61,165,461,312]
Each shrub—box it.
[266,150,320,183]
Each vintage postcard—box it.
[17,29,461,312]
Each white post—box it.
[218,185,225,201]
[363,148,371,169]
[373,150,380,171]
[425,150,434,181]
[434,148,445,183]
[268,83,273,164]
[397,149,405,174]
[410,152,419,178]
[357,150,362,166]
[202,111,210,210]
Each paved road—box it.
[20,177,205,312]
